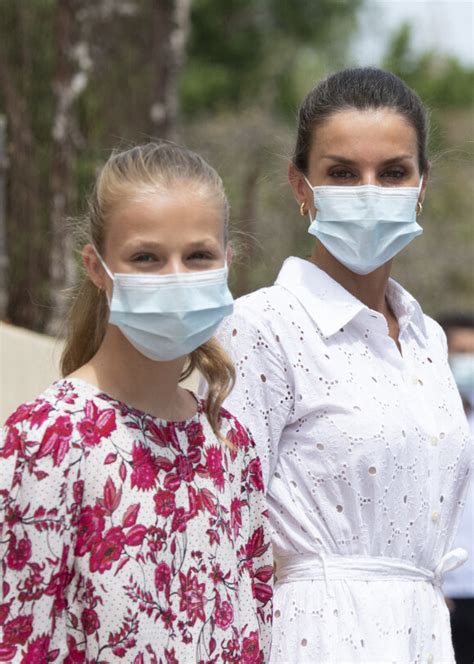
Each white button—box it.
[431,511,439,522]
[430,436,438,446]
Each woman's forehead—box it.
[309,108,418,160]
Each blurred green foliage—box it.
[182,0,362,116]
[0,2,472,330]
[380,24,474,315]
[384,23,474,110]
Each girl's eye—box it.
[188,251,214,261]
[131,254,157,263]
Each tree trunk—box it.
[0,116,9,320]
[0,44,46,331]
[47,0,91,335]
[150,0,192,140]
[234,160,262,296]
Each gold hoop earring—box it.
[416,201,423,216]
[300,201,307,217]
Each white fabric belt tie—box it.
[276,549,468,597]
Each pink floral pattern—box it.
[0,379,272,663]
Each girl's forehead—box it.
[105,189,226,246]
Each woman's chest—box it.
[280,333,471,483]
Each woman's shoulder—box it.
[421,314,448,352]
[234,283,295,315]
[220,284,299,342]
[389,279,448,353]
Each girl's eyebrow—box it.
[124,238,221,251]
[186,240,221,251]
[321,154,415,165]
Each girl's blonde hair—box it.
[61,142,235,438]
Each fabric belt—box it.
[275,548,468,597]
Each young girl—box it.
[0,143,272,663]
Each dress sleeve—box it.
[216,306,295,489]
[235,424,273,662]
[0,406,81,662]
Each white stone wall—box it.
[0,323,199,425]
[1,322,63,424]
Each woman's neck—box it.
[68,326,196,421]
[309,242,393,316]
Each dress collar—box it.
[274,257,428,340]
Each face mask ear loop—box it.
[302,173,317,223]
[93,246,115,281]
[416,175,425,216]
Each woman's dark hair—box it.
[293,67,429,174]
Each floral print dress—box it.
[0,378,273,664]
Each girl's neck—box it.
[309,243,393,316]
[68,326,197,421]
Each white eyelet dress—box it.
[216,257,473,664]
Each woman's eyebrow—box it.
[321,154,415,165]
[379,155,415,165]
[321,154,357,165]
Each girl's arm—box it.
[232,421,273,662]
[0,404,81,662]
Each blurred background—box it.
[0,0,473,417]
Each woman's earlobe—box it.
[288,162,306,204]
[419,164,430,203]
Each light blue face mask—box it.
[304,175,424,275]
[96,253,234,361]
[449,352,474,404]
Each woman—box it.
[217,68,472,663]
[0,142,272,662]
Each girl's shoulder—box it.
[2,378,119,446]
[4,379,84,427]
[0,379,119,494]
[217,404,256,454]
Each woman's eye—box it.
[329,169,355,179]
[381,169,406,179]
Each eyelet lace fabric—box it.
[217,257,472,664]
